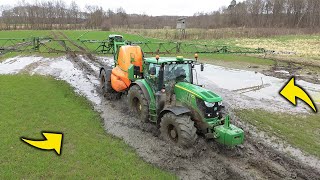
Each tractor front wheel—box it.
[128,85,149,122]
[160,113,197,147]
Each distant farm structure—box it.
[176,17,186,39]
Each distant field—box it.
[1,30,320,67]
[0,30,157,42]
[234,35,320,58]
[114,28,320,65]
[0,30,160,60]
[0,30,276,66]
[0,75,174,179]
[195,34,320,59]
[113,28,319,40]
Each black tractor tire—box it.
[160,113,197,147]
[100,68,121,100]
[128,85,149,122]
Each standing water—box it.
[196,64,320,110]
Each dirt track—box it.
[0,54,319,180]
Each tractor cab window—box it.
[164,63,192,83]
[145,63,161,92]
[148,63,160,76]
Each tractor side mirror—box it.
[200,63,204,71]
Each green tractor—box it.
[100,35,244,147]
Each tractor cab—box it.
[143,56,197,93]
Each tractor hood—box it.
[174,82,222,103]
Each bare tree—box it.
[0,0,319,31]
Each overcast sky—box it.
[0,0,246,16]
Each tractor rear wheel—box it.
[128,85,149,122]
[160,113,197,147]
[100,68,121,100]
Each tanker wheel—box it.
[100,68,121,100]
[128,85,149,122]
[160,113,197,147]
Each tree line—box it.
[0,0,319,30]
[191,0,320,28]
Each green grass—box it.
[0,75,175,179]
[62,30,160,42]
[236,109,320,157]
[0,30,288,66]
[0,30,52,38]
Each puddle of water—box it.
[198,64,320,104]
[33,58,101,105]
[0,56,101,106]
[0,56,43,74]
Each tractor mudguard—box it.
[131,81,151,103]
[159,106,190,120]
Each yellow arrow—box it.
[280,77,317,113]
[21,132,63,155]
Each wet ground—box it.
[0,55,320,179]
[196,64,320,114]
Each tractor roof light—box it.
[176,56,184,61]
[195,53,198,61]
[156,55,160,60]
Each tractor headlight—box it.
[204,101,215,107]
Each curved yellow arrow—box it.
[21,132,63,155]
[280,77,317,113]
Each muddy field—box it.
[0,55,320,180]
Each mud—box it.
[1,55,320,179]
[263,62,320,85]
[0,56,43,74]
